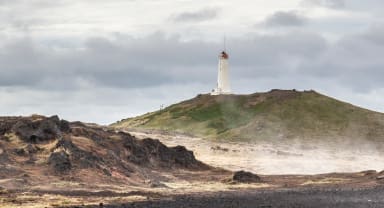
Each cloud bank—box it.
[0,0,384,124]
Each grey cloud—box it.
[2,28,384,123]
[0,31,330,90]
[297,25,384,92]
[0,0,66,6]
[230,32,327,68]
[1,0,384,124]
[0,0,67,32]
[301,0,345,9]
[360,26,384,46]
[1,26,383,97]
[171,8,219,22]
[0,33,218,90]
[262,11,308,27]
[0,0,22,5]
[0,39,45,86]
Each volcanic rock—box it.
[48,151,72,173]
[10,115,69,143]
[0,115,211,187]
[14,144,40,156]
[54,138,106,169]
[14,148,26,156]
[231,171,261,183]
[125,138,206,169]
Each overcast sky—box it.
[0,0,384,124]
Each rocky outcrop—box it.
[232,171,261,183]
[125,138,207,169]
[53,138,106,169]
[223,170,261,184]
[0,115,210,180]
[48,151,71,173]
[1,115,70,143]
[14,144,41,156]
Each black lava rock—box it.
[48,151,71,173]
[232,171,261,183]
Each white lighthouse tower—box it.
[211,51,231,95]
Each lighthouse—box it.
[211,51,231,95]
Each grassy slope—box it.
[112,90,384,142]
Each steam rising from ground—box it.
[132,132,384,175]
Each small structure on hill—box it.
[211,50,231,95]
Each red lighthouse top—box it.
[220,51,229,59]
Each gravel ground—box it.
[80,186,384,208]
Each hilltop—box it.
[112,90,384,143]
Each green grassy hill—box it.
[112,90,384,142]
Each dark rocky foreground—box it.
[75,186,384,208]
[2,115,384,208]
[0,115,210,184]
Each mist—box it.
[131,131,384,175]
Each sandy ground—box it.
[3,170,384,208]
[130,131,384,175]
[89,186,384,208]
